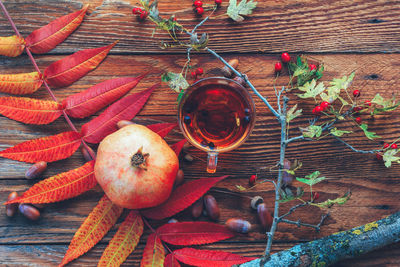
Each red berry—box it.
[139,11,148,20]
[312,192,320,201]
[355,117,362,124]
[274,62,282,72]
[196,67,204,75]
[383,143,390,149]
[194,0,203,7]
[320,101,330,111]
[132,7,141,14]
[376,153,383,161]
[191,71,197,78]
[195,7,204,15]
[391,143,398,149]
[249,175,257,186]
[353,89,360,97]
[215,0,222,5]
[172,17,177,21]
[312,106,323,115]
[281,52,291,63]
[309,64,317,71]
[364,100,372,106]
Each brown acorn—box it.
[25,161,47,180]
[203,194,220,221]
[191,197,204,219]
[257,203,273,231]
[5,192,18,217]
[225,218,252,234]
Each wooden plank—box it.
[0,0,399,53]
[0,242,399,266]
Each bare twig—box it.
[332,135,380,154]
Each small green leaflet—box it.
[329,71,355,92]
[296,171,326,186]
[371,93,400,115]
[359,123,380,140]
[288,56,324,86]
[286,104,302,123]
[383,149,400,168]
[161,72,189,93]
[302,125,322,138]
[296,79,325,99]
[278,187,304,203]
[227,0,257,22]
[330,127,352,137]
[313,191,351,208]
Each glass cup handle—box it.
[206,151,218,173]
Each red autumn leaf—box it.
[147,122,177,138]
[5,161,96,205]
[157,222,234,245]
[44,41,117,88]
[81,84,156,144]
[140,233,165,267]
[164,254,181,267]
[0,131,81,163]
[63,74,146,119]
[173,248,256,267]
[0,96,62,124]
[170,139,187,157]
[0,35,25,57]
[25,5,88,54]
[141,175,228,220]
[0,72,43,95]
[59,195,123,267]
[98,210,143,267]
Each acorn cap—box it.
[250,196,264,210]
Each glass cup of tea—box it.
[177,77,256,173]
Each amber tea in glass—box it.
[178,77,256,173]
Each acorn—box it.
[175,169,185,186]
[5,192,19,217]
[225,218,252,234]
[203,194,220,221]
[257,203,273,231]
[250,196,264,210]
[19,204,40,221]
[191,198,204,219]
[81,146,96,161]
[221,59,239,78]
[25,161,47,180]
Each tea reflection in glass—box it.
[178,77,256,173]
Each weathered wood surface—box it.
[0,0,400,53]
[0,1,399,266]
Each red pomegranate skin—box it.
[95,124,179,209]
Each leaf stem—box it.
[0,0,96,161]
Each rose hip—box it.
[6,192,18,217]
[225,218,251,234]
[274,62,282,73]
[204,194,220,221]
[281,52,291,63]
[25,161,47,180]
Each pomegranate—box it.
[94,124,179,209]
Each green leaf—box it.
[302,125,322,138]
[382,149,400,168]
[227,0,257,22]
[329,72,355,92]
[296,80,325,99]
[313,191,351,208]
[296,171,326,186]
[371,93,400,115]
[161,72,189,93]
[359,123,380,140]
[330,128,352,137]
[286,104,302,123]
[278,187,303,203]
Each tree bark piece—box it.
[239,211,400,266]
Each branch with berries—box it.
[133,0,400,265]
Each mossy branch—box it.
[239,211,400,266]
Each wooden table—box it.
[0,0,399,266]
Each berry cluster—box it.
[132,7,149,20]
[275,52,318,74]
[193,0,222,15]
[377,141,399,161]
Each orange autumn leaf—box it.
[25,5,88,54]
[0,131,81,163]
[98,210,144,267]
[0,72,43,95]
[5,161,96,205]
[0,96,62,124]
[44,41,117,88]
[59,195,123,267]
[140,233,165,267]
[0,35,25,57]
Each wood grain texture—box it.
[0,0,399,53]
[0,0,399,265]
